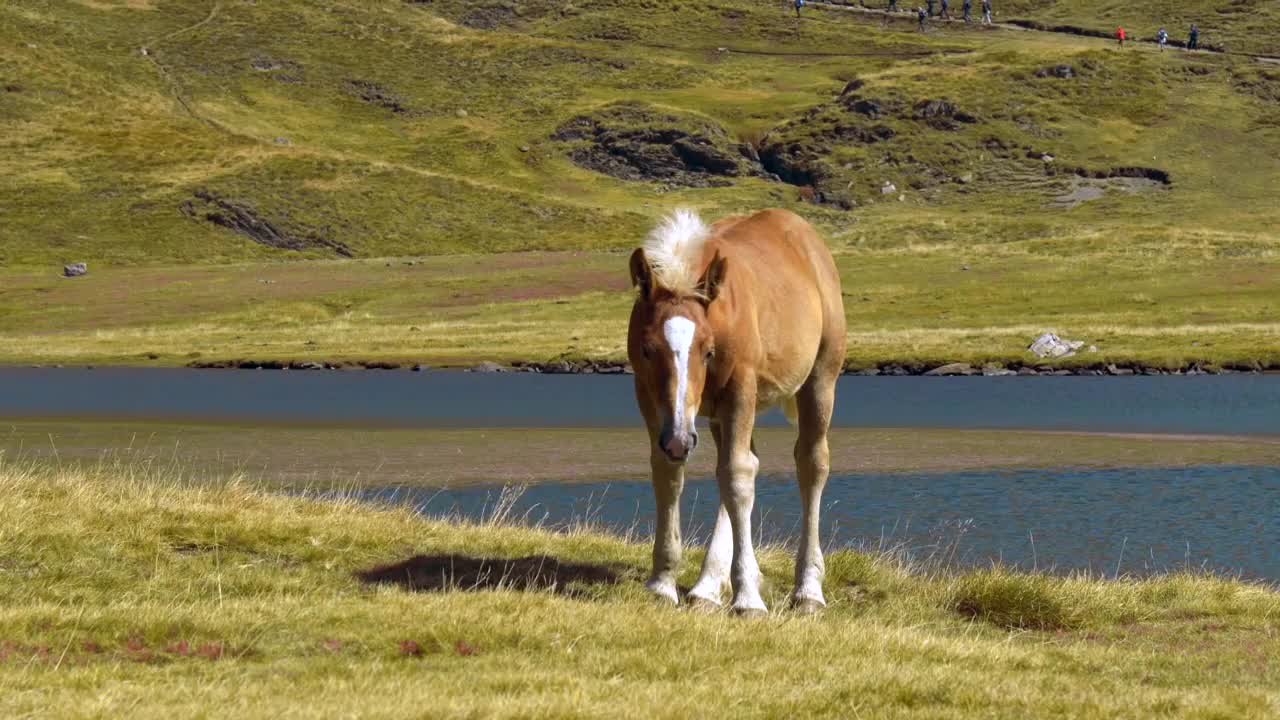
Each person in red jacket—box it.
[1116,26,1126,47]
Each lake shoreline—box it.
[179,358,1279,376]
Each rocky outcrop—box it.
[180,190,353,257]
[552,103,760,188]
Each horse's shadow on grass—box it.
[356,554,625,597]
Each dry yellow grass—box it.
[0,458,1277,718]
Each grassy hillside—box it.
[1,0,1277,367]
[1,459,1278,717]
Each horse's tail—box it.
[780,396,800,427]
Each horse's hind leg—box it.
[791,369,836,614]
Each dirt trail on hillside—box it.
[810,1,1280,65]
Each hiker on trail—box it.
[982,0,992,24]
[1116,26,1126,48]
[1157,28,1169,52]
[963,0,973,23]
[794,0,804,18]
[889,0,898,11]
[926,0,936,17]
[1188,24,1200,50]
[918,6,928,30]
[940,0,951,19]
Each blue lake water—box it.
[3,368,1279,580]
[2,367,1279,434]
[353,465,1280,581]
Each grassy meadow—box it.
[1,0,1278,369]
[0,459,1278,718]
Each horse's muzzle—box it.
[659,426,699,464]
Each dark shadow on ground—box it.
[356,554,624,596]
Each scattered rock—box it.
[982,364,1017,377]
[469,361,506,373]
[880,181,897,195]
[250,58,304,83]
[273,137,291,146]
[1028,332,1085,359]
[924,362,976,376]
[346,80,411,114]
[912,99,979,130]
[957,173,974,185]
[411,364,426,372]
[1106,364,1135,376]
[847,98,885,118]
[1016,367,1040,376]
[457,4,521,30]
[1035,65,1076,79]
[519,145,530,152]
[544,360,576,374]
[62,262,88,278]
[294,361,325,370]
[838,78,866,97]
[456,108,469,118]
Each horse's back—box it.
[714,209,844,334]
[711,209,845,397]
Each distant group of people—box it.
[908,0,993,29]
[789,0,1204,52]
[1116,23,1200,51]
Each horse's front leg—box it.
[645,445,685,605]
[716,392,766,616]
[688,419,731,609]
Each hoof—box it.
[686,595,723,614]
[791,597,826,616]
[645,580,679,607]
[731,606,769,619]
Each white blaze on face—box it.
[663,316,697,434]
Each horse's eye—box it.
[705,348,715,362]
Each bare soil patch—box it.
[356,554,622,595]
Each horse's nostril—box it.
[660,434,688,462]
[689,432,699,450]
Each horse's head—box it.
[626,211,728,465]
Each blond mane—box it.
[643,209,710,296]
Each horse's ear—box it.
[629,248,652,299]
[697,251,728,303]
